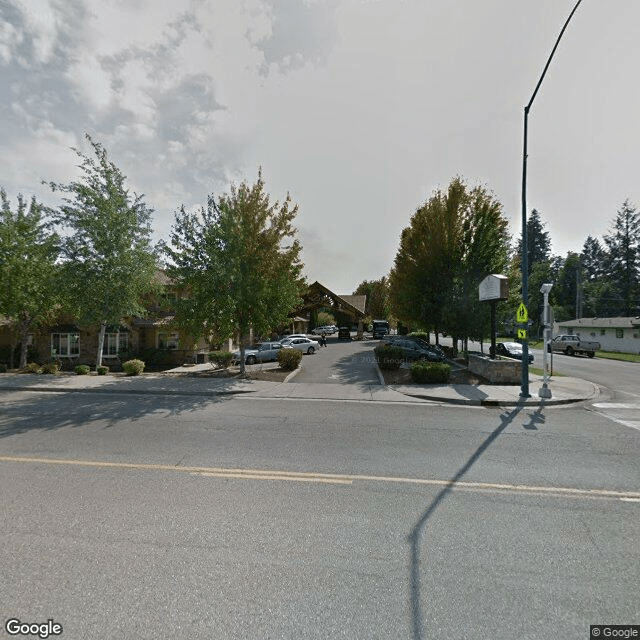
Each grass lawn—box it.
[595,350,640,363]
[529,366,565,377]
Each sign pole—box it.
[490,301,496,359]
[539,283,553,399]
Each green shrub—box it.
[209,351,234,369]
[74,364,91,375]
[97,366,109,375]
[122,359,145,376]
[22,362,42,374]
[374,345,404,370]
[410,361,450,384]
[277,348,302,371]
[42,362,61,375]
[137,348,174,369]
[0,363,7,373]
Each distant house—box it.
[555,317,640,354]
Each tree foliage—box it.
[46,135,158,368]
[164,170,304,373]
[602,199,640,315]
[0,190,59,368]
[517,208,551,277]
[353,277,390,321]
[389,177,510,346]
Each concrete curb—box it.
[393,391,587,407]
[0,385,258,397]
[283,365,302,383]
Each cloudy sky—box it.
[1,0,638,294]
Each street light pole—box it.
[520,0,583,398]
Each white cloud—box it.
[1,0,639,293]
[0,17,23,64]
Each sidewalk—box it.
[0,367,599,406]
[389,374,600,406]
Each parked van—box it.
[372,320,390,339]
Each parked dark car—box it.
[495,341,534,364]
[337,327,351,340]
[380,335,445,362]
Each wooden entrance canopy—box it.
[295,281,367,337]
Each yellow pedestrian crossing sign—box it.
[516,303,528,324]
[517,328,527,340]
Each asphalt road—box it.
[291,336,380,384]
[0,348,638,639]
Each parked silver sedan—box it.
[233,341,283,365]
[281,337,320,355]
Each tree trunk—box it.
[238,328,246,375]
[9,333,17,370]
[19,336,29,369]
[96,321,107,370]
[18,314,31,369]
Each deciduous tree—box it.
[164,170,304,374]
[389,177,510,348]
[0,190,59,368]
[46,135,159,369]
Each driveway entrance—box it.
[291,335,380,384]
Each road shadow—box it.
[522,404,546,430]
[328,344,380,385]
[0,375,238,437]
[408,404,524,640]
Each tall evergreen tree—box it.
[517,208,552,278]
[0,190,59,368]
[603,199,640,315]
[580,235,606,281]
[46,135,159,369]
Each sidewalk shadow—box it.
[408,404,524,640]
[0,375,238,438]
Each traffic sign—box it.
[517,328,527,340]
[516,303,528,324]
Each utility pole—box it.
[520,0,583,398]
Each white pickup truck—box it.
[548,334,600,358]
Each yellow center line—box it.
[192,471,352,485]
[0,455,638,500]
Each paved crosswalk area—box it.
[591,401,640,431]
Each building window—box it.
[158,332,179,350]
[51,333,80,357]
[615,329,624,339]
[103,332,129,357]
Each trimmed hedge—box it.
[209,351,234,369]
[0,363,7,373]
[410,361,451,384]
[277,348,302,371]
[97,366,109,375]
[122,359,145,376]
[374,345,404,370]
[74,364,91,375]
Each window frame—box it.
[51,332,80,358]
[102,332,129,358]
